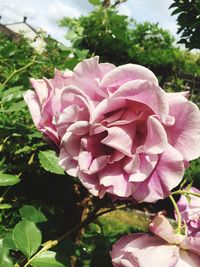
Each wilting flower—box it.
[111,214,200,267]
[24,57,200,202]
[176,187,200,236]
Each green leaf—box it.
[38,150,65,175]
[0,204,12,209]
[89,0,101,6]
[12,220,42,258]
[1,100,26,113]
[0,173,20,186]
[3,232,18,250]
[31,251,67,267]
[0,239,13,267]
[0,239,3,262]
[20,205,47,223]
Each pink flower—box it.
[176,187,200,236]
[24,57,200,202]
[111,214,200,267]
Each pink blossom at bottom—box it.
[176,187,200,236]
[111,215,200,267]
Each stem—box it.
[2,55,36,86]
[169,195,182,234]
[171,190,200,198]
[22,202,129,267]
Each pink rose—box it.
[176,187,200,236]
[25,57,200,202]
[111,214,200,267]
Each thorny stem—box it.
[22,202,129,267]
[169,195,182,234]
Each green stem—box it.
[2,55,36,86]
[169,195,182,234]
[171,190,200,198]
[22,202,129,267]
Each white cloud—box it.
[48,0,81,21]
[118,4,132,17]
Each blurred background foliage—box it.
[0,0,200,266]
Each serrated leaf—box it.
[38,150,65,175]
[12,220,42,258]
[20,205,47,223]
[31,251,67,267]
[0,173,20,186]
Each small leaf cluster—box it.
[170,0,200,49]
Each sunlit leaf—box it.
[31,251,67,267]
[12,220,42,258]
[38,150,65,175]
[0,173,20,186]
[20,205,47,223]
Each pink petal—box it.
[132,144,184,202]
[52,68,72,88]
[166,95,200,161]
[149,214,184,244]
[100,63,159,95]
[111,80,169,120]
[78,152,108,174]
[91,97,126,124]
[129,153,158,182]
[181,236,200,256]
[144,116,168,154]
[99,62,116,76]
[111,233,179,267]
[23,90,41,126]
[71,56,108,100]
[99,162,133,197]
[101,124,136,156]
[67,121,90,135]
[61,132,81,158]
[77,170,100,196]
[61,85,93,113]
[179,250,200,267]
[30,78,49,108]
[59,148,78,176]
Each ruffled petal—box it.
[71,56,109,100]
[111,80,169,120]
[132,145,184,202]
[181,236,200,256]
[100,63,159,95]
[99,162,133,197]
[149,214,185,245]
[166,95,200,161]
[101,124,136,156]
[23,90,41,126]
[144,116,168,154]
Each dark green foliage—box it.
[169,0,200,49]
[60,4,200,87]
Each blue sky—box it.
[0,0,178,45]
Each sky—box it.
[0,0,179,46]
